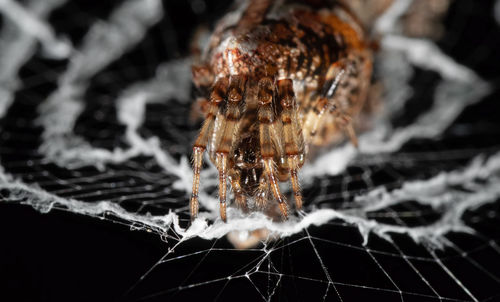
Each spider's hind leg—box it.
[303,51,372,149]
[302,60,347,145]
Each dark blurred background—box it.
[1,0,500,301]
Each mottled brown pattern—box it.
[189,0,388,222]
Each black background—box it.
[1,0,500,301]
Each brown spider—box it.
[189,0,449,222]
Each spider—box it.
[189,0,450,222]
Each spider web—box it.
[1,0,500,301]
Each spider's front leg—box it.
[257,77,289,219]
[277,79,305,210]
[255,77,309,218]
[190,77,228,221]
[190,75,247,222]
[213,75,247,222]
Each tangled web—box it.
[1,0,500,301]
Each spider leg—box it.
[277,79,305,210]
[192,64,214,93]
[229,168,247,211]
[345,120,359,148]
[190,77,228,221]
[215,75,247,222]
[190,64,215,122]
[257,77,288,219]
[333,51,373,148]
[303,60,347,145]
[235,0,273,35]
[255,176,269,209]
[401,0,451,40]
[303,51,372,148]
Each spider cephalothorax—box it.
[190,0,381,221]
